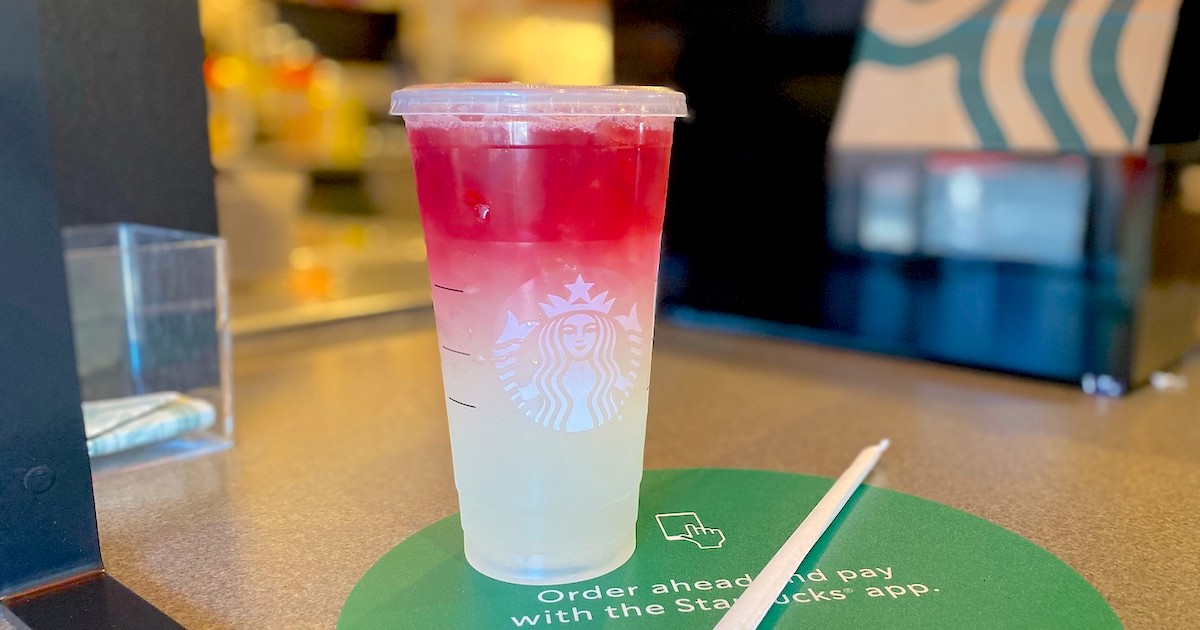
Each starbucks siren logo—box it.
[494,274,644,432]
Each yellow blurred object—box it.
[450,1,613,85]
[208,55,248,90]
[513,14,612,85]
[288,266,337,302]
[1181,165,1200,214]
[308,60,369,169]
[205,53,257,162]
[341,224,370,250]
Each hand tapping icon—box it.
[656,512,726,550]
[680,523,726,549]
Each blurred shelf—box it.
[217,147,430,337]
[230,283,431,336]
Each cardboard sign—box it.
[831,0,1183,152]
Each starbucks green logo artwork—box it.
[339,469,1120,629]
[833,0,1182,152]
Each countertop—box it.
[93,310,1200,629]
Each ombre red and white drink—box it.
[390,84,686,585]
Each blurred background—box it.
[196,0,1198,392]
[7,2,1200,622]
[199,0,618,334]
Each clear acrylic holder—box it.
[63,223,233,476]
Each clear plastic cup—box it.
[390,83,687,585]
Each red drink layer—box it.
[407,117,674,244]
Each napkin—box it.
[83,391,216,458]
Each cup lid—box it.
[390,83,688,117]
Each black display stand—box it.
[29,0,217,235]
[1,0,212,626]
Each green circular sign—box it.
[340,469,1119,628]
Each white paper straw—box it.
[713,438,891,630]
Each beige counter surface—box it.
[93,310,1200,629]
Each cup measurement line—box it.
[434,284,464,293]
[448,397,476,408]
[442,345,471,357]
